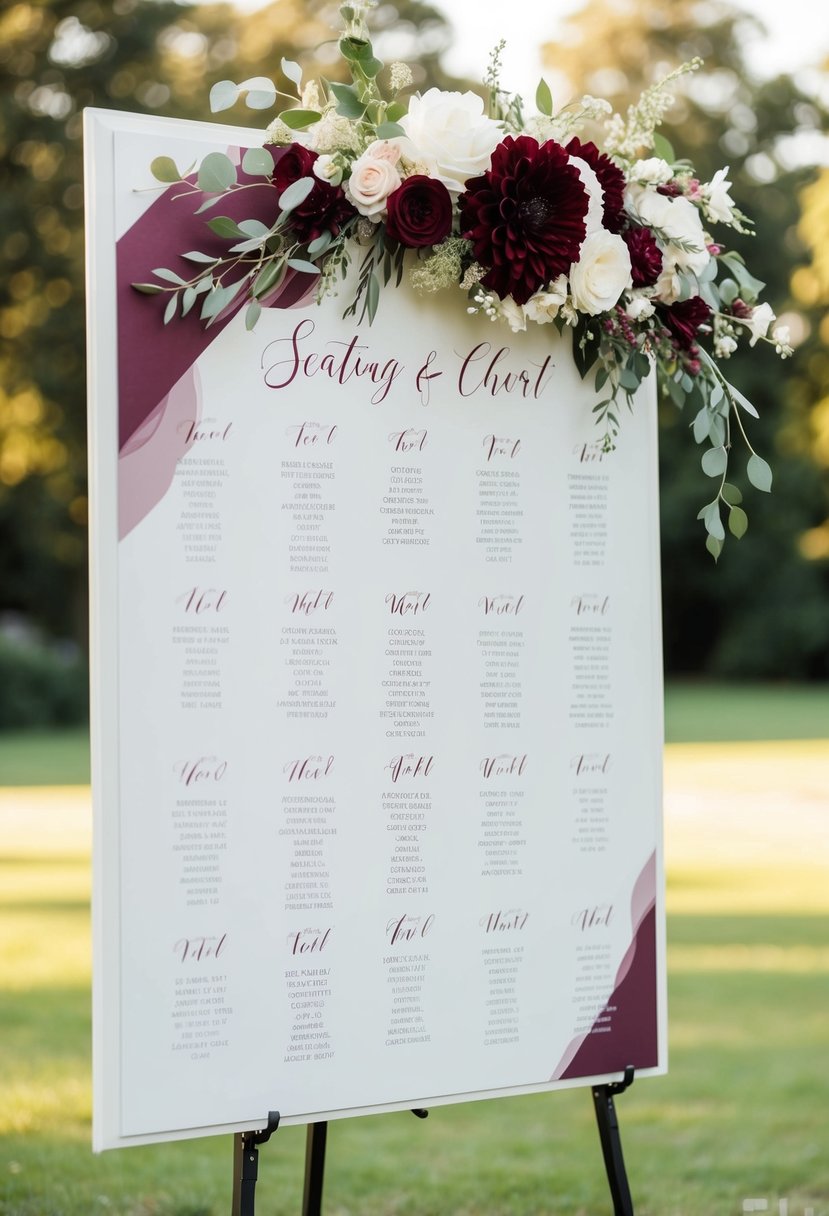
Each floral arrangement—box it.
[135,2,792,558]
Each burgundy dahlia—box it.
[272,143,355,244]
[386,175,453,248]
[623,225,663,287]
[459,135,589,306]
[661,296,711,351]
[566,138,626,232]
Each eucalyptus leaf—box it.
[132,282,165,295]
[701,445,728,477]
[374,121,406,139]
[692,408,710,444]
[181,286,197,317]
[150,156,181,183]
[718,277,739,306]
[238,219,271,238]
[287,258,321,275]
[207,216,246,239]
[722,482,743,506]
[278,176,315,212]
[706,534,723,561]
[307,232,333,257]
[237,76,278,110]
[242,147,275,177]
[280,109,323,130]
[330,81,367,119]
[366,271,380,324]
[152,267,185,285]
[703,502,725,541]
[281,58,303,88]
[197,151,237,193]
[536,78,553,117]
[709,414,726,448]
[386,102,407,121]
[245,299,262,331]
[725,378,760,418]
[182,251,219,264]
[163,293,179,324]
[728,506,748,538]
[209,80,239,113]
[747,453,773,492]
[252,259,286,299]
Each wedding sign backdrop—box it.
[86,108,666,1153]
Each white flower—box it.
[627,188,709,275]
[569,230,632,316]
[629,157,673,185]
[747,302,775,346]
[313,154,343,186]
[569,157,605,236]
[714,334,738,357]
[390,62,414,91]
[702,167,736,224]
[499,296,527,333]
[524,275,569,325]
[308,110,359,154]
[772,324,793,357]
[625,294,655,321]
[654,253,682,304]
[344,142,403,220]
[400,88,502,195]
[301,81,321,111]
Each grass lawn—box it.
[2,841,828,1216]
[1,695,827,1214]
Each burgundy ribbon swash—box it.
[115,147,314,537]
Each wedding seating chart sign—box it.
[86,109,666,1152]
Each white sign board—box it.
[85,109,666,1152]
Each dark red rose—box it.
[661,295,711,350]
[272,143,355,244]
[623,225,663,287]
[385,175,453,248]
[459,134,588,306]
[566,137,626,232]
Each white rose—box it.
[747,302,775,346]
[569,230,632,316]
[569,157,605,236]
[344,149,402,220]
[500,295,527,333]
[702,167,736,224]
[400,88,502,194]
[524,275,569,325]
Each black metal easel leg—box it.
[592,1065,635,1216]
[302,1120,328,1216]
[231,1111,281,1216]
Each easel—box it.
[230,1070,635,1216]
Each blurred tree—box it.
[543,0,829,677]
[0,0,455,657]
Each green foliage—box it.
[0,635,87,729]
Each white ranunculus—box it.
[747,302,775,346]
[702,167,736,224]
[344,147,402,220]
[524,275,569,325]
[569,231,631,316]
[400,88,503,194]
[569,157,605,236]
